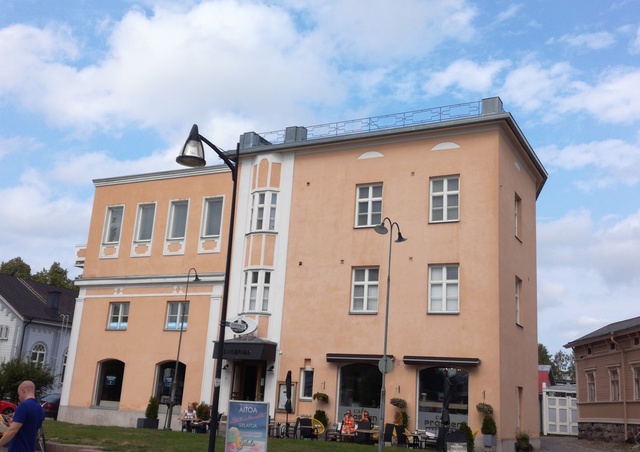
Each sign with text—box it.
[226,400,269,452]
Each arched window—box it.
[155,361,186,406]
[417,367,469,430]
[95,359,125,408]
[31,344,46,367]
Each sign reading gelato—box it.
[226,400,269,452]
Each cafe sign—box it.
[226,316,258,335]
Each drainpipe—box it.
[19,317,33,358]
[610,335,627,441]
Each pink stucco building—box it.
[61,97,547,450]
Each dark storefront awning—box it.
[326,353,395,364]
[403,356,480,367]
[213,337,277,361]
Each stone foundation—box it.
[578,422,636,443]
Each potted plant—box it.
[312,392,329,403]
[476,402,496,448]
[137,396,159,429]
[515,430,533,452]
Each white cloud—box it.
[552,31,616,50]
[0,135,42,159]
[495,4,523,24]
[537,139,640,188]
[423,59,510,97]
[558,67,640,124]
[629,25,640,54]
[500,61,573,111]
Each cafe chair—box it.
[325,422,342,441]
[299,417,319,440]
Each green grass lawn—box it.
[42,420,393,451]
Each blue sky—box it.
[1,0,639,355]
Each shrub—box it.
[145,396,159,420]
[390,398,407,409]
[481,416,496,435]
[459,422,474,451]
[314,409,328,428]
[475,402,494,415]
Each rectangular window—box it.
[430,176,459,222]
[243,270,272,312]
[515,277,522,325]
[586,370,596,402]
[108,302,130,330]
[104,206,124,243]
[168,200,188,240]
[429,265,459,313]
[355,184,383,227]
[301,369,314,399]
[250,192,277,231]
[610,367,620,401]
[634,367,640,401]
[166,301,189,330]
[0,325,8,340]
[202,197,223,237]
[351,267,379,312]
[514,193,522,238]
[135,203,156,242]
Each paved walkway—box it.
[539,436,637,451]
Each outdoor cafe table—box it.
[354,427,378,444]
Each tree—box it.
[552,350,576,382]
[538,343,560,378]
[0,358,55,403]
[0,257,31,278]
[32,262,75,289]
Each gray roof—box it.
[564,315,640,348]
[0,274,76,323]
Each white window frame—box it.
[250,191,277,232]
[108,302,130,330]
[428,264,460,313]
[586,370,596,402]
[351,267,379,313]
[355,184,383,227]
[515,276,522,325]
[300,368,314,400]
[166,301,189,330]
[633,365,640,401]
[103,205,124,244]
[134,203,156,242]
[430,176,459,222]
[514,193,522,239]
[202,197,224,238]
[167,200,189,240]
[61,349,68,383]
[31,343,46,367]
[243,270,272,312]
[609,366,620,401]
[0,325,8,340]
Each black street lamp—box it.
[164,267,199,430]
[177,124,239,452]
[374,217,407,452]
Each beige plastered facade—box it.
[61,98,546,451]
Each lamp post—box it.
[177,124,239,452]
[165,267,199,430]
[374,217,407,452]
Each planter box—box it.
[136,418,159,429]
[483,434,495,447]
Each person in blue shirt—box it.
[0,380,45,451]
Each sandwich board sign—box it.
[226,400,269,452]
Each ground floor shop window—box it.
[156,361,186,406]
[95,359,125,408]
[417,367,468,429]
[338,363,382,424]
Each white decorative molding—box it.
[431,141,460,151]
[357,151,384,160]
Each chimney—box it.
[47,290,61,313]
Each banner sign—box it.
[226,400,269,452]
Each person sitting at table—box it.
[179,403,199,432]
[360,411,371,423]
[341,410,355,435]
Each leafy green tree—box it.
[538,343,560,378]
[552,350,576,382]
[0,358,55,403]
[0,257,32,278]
[33,262,75,289]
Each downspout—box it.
[19,317,33,358]
[610,335,627,441]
